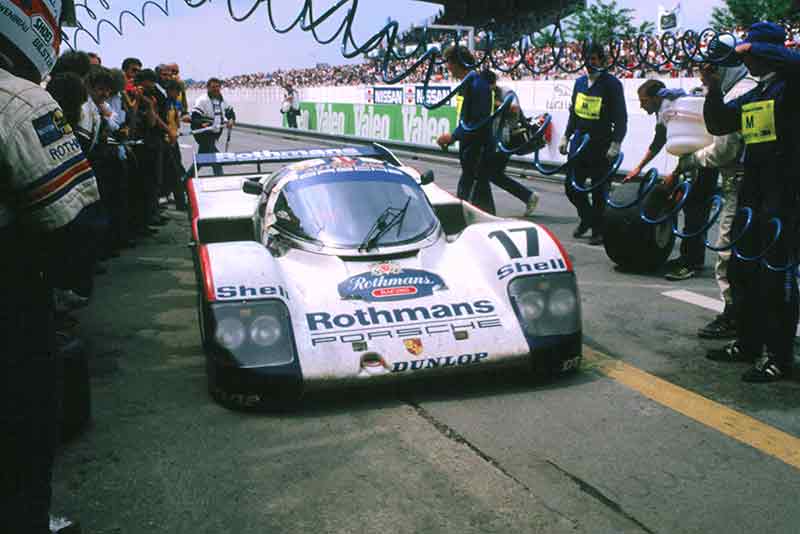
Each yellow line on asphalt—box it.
[582,346,800,471]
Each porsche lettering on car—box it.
[186,143,581,409]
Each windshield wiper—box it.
[358,197,412,252]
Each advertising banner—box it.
[288,101,457,147]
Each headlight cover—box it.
[508,273,581,337]
[210,300,296,367]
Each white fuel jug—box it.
[662,96,713,156]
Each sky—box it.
[69,0,726,80]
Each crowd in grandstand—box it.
[187,23,800,89]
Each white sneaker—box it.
[524,192,539,217]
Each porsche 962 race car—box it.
[186,144,581,409]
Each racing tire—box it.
[603,181,676,272]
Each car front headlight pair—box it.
[508,273,581,337]
[211,300,295,367]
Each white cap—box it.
[0,0,70,79]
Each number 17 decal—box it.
[489,227,540,258]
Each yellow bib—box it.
[456,95,464,119]
[575,92,602,121]
[741,100,777,144]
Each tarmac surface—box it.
[52,128,800,534]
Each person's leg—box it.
[0,279,57,534]
[683,168,718,268]
[565,160,593,236]
[488,153,533,204]
[699,175,739,337]
[588,155,612,242]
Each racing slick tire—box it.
[603,181,676,272]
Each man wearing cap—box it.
[1,0,97,531]
[703,22,800,382]
[559,42,628,246]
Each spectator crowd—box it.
[186,23,800,89]
[43,52,191,322]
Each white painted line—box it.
[664,289,800,336]
[662,289,724,314]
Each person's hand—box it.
[606,142,621,161]
[622,167,641,183]
[558,135,569,155]
[437,132,453,150]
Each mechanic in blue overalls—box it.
[703,22,799,382]
[436,45,496,213]
[559,42,628,245]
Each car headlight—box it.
[508,273,581,337]
[215,317,247,350]
[250,315,282,347]
[548,288,577,317]
[210,300,296,367]
[516,291,546,323]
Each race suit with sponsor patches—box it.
[0,67,99,532]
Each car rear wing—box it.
[192,142,402,174]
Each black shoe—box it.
[742,355,789,383]
[573,222,591,238]
[588,233,603,246]
[664,264,696,281]
[698,313,737,339]
[94,263,108,275]
[706,340,755,363]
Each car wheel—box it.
[603,182,676,272]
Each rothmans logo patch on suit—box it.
[338,262,446,302]
[32,109,72,147]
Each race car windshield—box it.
[273,168,437,249]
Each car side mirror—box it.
[242,180,263,195]
[420,170,435,185]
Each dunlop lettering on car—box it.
[306,300,502,347]
[391,352,489,373]
[338,262,446,302]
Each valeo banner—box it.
[284,102,457,146]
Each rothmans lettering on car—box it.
[338,266,446,302]
[213,147,361,163]
[216,285,290,300]
[306,299,496,331]
[392,352,489,373]
[497,258,567,281]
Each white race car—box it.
[186,144,581,409]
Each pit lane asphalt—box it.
[52,129,800,534]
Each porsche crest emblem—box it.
[404,338,423,356]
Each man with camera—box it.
[192,78,236,174]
